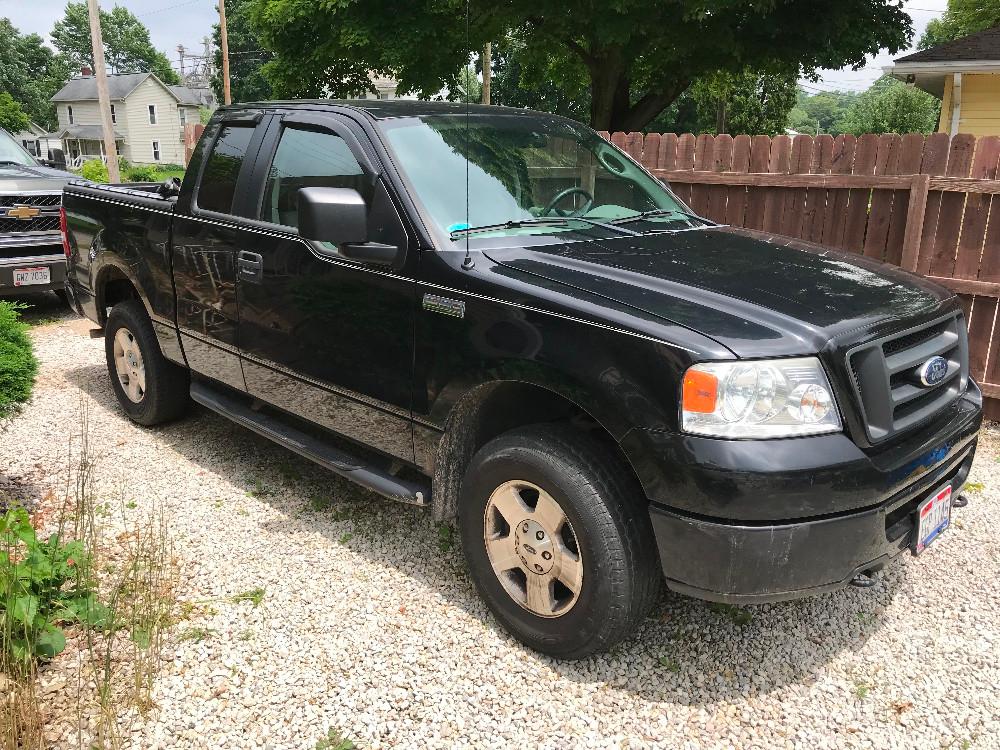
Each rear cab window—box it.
[196,124,256,214]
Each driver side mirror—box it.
[297,187,368,245]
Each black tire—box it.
[104,299,190,426]
[459,424,661,659]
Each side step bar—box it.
[190,381,429,506]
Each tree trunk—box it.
[589,65,689,132]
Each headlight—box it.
[681,357,841,438]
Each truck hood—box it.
[481,226,952,357]
[0,162,76,192]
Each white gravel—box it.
[5,302,1000,750]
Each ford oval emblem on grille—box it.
[919,356,949,386]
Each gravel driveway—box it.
[6,302,1000,750]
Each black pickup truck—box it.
[63,101,982,658]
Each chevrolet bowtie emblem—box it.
[5,205,41,220]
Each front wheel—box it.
[459,424,661,659]
[104,300,190,425]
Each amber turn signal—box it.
[682,369,718,413]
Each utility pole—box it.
[219,0,232,105]
[481,42,491,105]
[177,44,186,78]
[86,0,120,182]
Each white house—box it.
[11,121,62,161]
[50,71,206,166]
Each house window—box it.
[110,104,116,124]
[179,108,186,127]
[148,105,157,125]
[152,140,161,161]
[67,106,74,124]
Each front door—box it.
[236,112,418,462]
[171,112,267,391]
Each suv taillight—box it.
[60,206,71,258]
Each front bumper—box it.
[0,253,67,296]
[638,384,982,603]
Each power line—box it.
[137,0,203,17]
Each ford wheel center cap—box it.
[919,356,949,387]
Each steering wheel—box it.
[542,186,594,217]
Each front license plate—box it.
[13,267,51,286]
[914,485,952,554]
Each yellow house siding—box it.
[937,73,1000,136]
[56,101,104,129]
[957,74,1000,136]
[122,77,186,164]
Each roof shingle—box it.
[895,26,1000,64]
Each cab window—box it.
[197,124,255,214]
[260,127,368,228]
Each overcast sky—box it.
[2,0,950,94]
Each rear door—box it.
[234,111,419,462]
[171,110,269,391]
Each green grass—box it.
[229,587,265,608]
[315,729,356,750]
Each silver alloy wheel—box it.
[483,480,584,618]
[113,327,146,404]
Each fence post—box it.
[901,174,930,272]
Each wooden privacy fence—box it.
[600,130,1000,420]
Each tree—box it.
[0,19,72,130]
[0,93,30,134]
[837,76,940,135]
[786,88,859,135]
[919,0,1000,49]
[51,3,179,85]
[211,0,273,104]
[690,68,799,136]
[490,33,590,122]
[248,0,912,131]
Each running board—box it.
[190,381,429,506]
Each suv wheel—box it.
[104,300,190,425]
[459,424,661,659]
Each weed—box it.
[309,494,331,512]
[315,728,357,750]
[248,479,272,498]
[277,460,302,484]
[229,587,265,608]
[962,481,984,493]
[238,629,254,641]
[657,655,681,672]
[179,626,216,643]
[437,523,455,553]
[709,602,753,626]
[854,681,870,700]
[339,532,353,545]
[125,501,137,510]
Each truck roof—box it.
[223,99,558,121]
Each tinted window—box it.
[198,124,254,214]
[261,127,365,227]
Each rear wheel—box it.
[459,424,660,659]
[104,300,190,425]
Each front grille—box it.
[848,312,968,443]
[0,194,61,207]
[0,216,60,233]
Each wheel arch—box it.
[94,261,150,326]
[430,378,647,522]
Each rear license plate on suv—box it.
[13,267,50,286]
[914,485,952,554]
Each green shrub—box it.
[80,158,109,183]
[0,509,107,671]
[0,301,37,422]
[126,165,158,182]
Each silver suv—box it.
[1,128,76,301]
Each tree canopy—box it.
[0,18,71,130]
[51,2,179,85]
[836,75,940,135]
[0,93,30,134]
[786,89,859,135]
[212,0,273,103]
[249,0,913,131]
[919,0,1000,49]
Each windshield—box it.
[377,114,700,241]
[0,129,37,166]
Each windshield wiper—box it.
[610,209,714,227]
[450,216,640,239]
